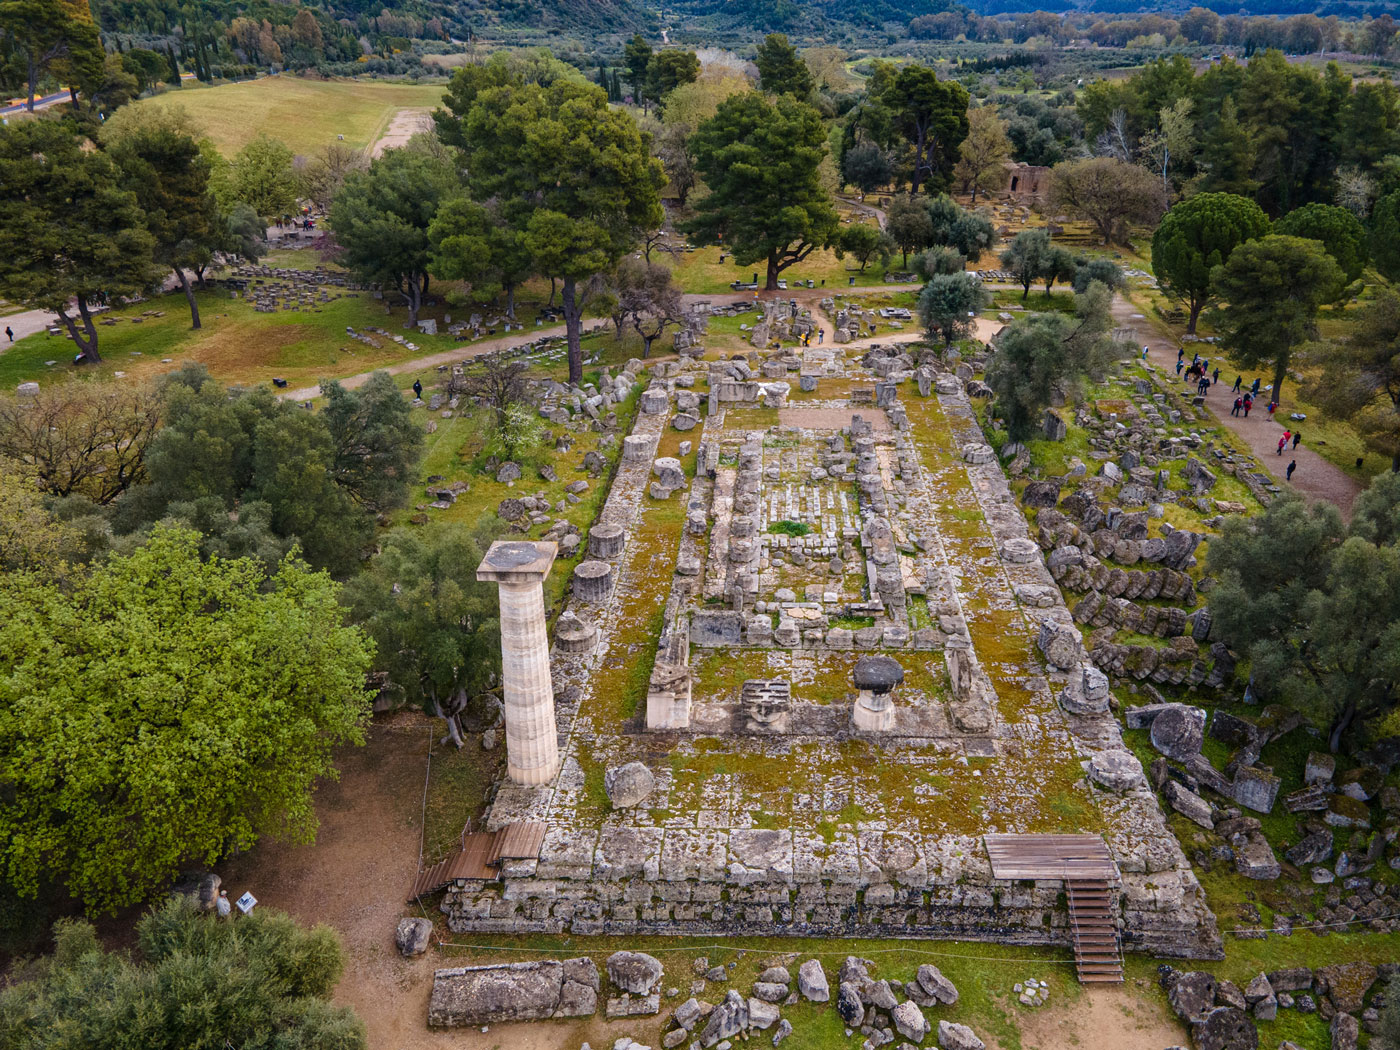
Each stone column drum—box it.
[588,523,626,559]
[852,654,904,733]
[476,541,561,786]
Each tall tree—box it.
[343,525,500,749]
[886,193,934,267]
[0,0,102,111]
[885,65,970,195]
[919,271,989,347]
[1047,156,1166,245]
[684,92,839,292]
[1303,288,1400,469]
[429,198,535,318]
[644,50,699,110]
[220,133,299,220]
[610,256,685,357]
[1208,481,1400,751]
[623,32,653,108]
[331,143,457,327]
[655,121,700,207]
[1374,190,1400,283]
[926,194,995,261]
[1151,192,1271,333]
[317,371,423,514]
[835,223,893,273]
[954,104,1012,205]
[104,112,222,329]
[297,141,369,213]
[0,526,372,912]
[1209,234,1342,404]
[1000,228,1052,300]
[1274,202,1369,285]
[445,77,664,384]
[754,32,812,99]
[0,898,365,1048]
[1196,98,1258,199]
[0,121,155,363]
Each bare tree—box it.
[296,141,370,212]
[613,257,686,357]
[0,383,162,504]
[1094,108,1133,162]
[458,354,531,426]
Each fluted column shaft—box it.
[496,577,559,785]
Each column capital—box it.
[476,540,558,585]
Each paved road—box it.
[0,90,68,117]
[1111,296,1361,518]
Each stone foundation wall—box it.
[441,869,1218,959]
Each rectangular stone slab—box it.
[428,958,598,1026]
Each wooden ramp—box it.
[984,834,1124,985]
[408,821,546,901]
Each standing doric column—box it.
[476,541,560,785]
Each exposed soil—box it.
[993,983,1186,1050]
[215,715,466,1050]
[371,108,435,157]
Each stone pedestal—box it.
[476,541,561,786]
[573,559,615,602]
[588,524,626,559]
[622,435,652,463]
[851,654,903,733]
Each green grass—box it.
[421,729,503,862]
[434,931,1091,1050]
[767,519,811,537]
[132,75,447,156]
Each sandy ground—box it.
[1112,296,1361,518]
[995,983,1185,1050]
[372,108,434,157]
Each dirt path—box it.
[1111,296,1362,518]
[0,306,56,345]
[216,718,472,1050]
[283,286,928,401]
[371,108,434,157]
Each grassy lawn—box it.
[131,75,447,156]
[0,290,474,389]
[666,240,918,295]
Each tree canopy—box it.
[1151,192,1271,333]
[343,524,501,748]
[1209,475,1400,751]
[754,32,812,99]
[919,271,989,347]
[1047,156,1166,245]
[0,898,364,1048]
[1000,228,1052,300]
[1209,234,1343,404]
[1274,201,1369,285]
[985,282,1120,441]
[440,75,663,383]
[684,91,839,291]
[330,142,458,327]
[1303,287,1400,469]
[0,526,372,913]
[0,120,155,362]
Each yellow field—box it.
[130,75,447,156]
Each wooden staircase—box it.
[407,821,547,901]
[1066,878,1124,984]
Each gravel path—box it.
[1111,297,1361,518]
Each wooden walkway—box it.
[984,834,1124,984]
[408,821,546,901]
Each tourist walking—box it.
[1232,397,1242,417]
[1287,460,1297,481]
[3,326,10,343]
[1175,359,1184,376]
[1243,396,1252,417]
[1267,401,1278,419]
[1277,433,1288,455]
[1232,375,1242,393]
[1292,432,1301,449]
[216,890,232,919]
[412,379,423,400]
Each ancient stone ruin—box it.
[444,332,1224,985]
